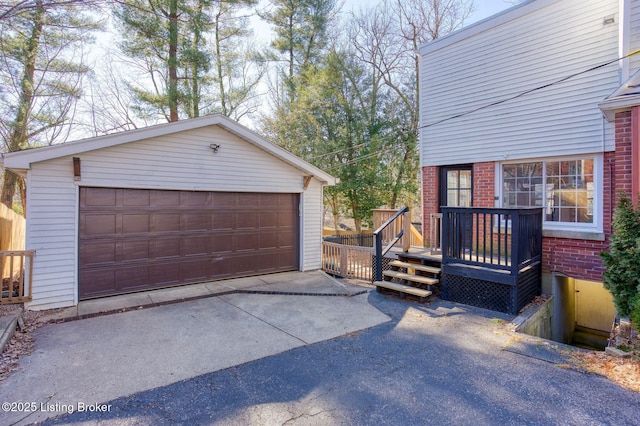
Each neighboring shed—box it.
[0,115,336,310]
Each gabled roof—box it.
[599,69,640,121]
[0,114,336,185]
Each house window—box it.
[502,157,597,229]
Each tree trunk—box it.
[214,8,227,116]
[1,0,44,211]
[167,0,179,122]
[1,170,19,212]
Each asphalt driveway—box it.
[1,273,639,425]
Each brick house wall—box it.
[421,111,633,282]
[421,166,439,246]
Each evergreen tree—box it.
[114,0,261,122]
[0,0,99,213]
[601,194,640,318]
[261,0,337,103]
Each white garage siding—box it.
[302,178,324,271]
[419,0,620,167]
[19,122,330,310]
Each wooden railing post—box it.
[402,211,411,252]
[1,250,34,304]
[374,233,383,282]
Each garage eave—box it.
[216,119,336,186]
[0,115,337,185]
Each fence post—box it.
[340,245,348,278]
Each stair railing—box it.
[373,206,410,281]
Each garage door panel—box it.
[155,191,181,206]
[180,258,210,281]
[186,191,211,206]
[153,238,182,258]
[81,241,117,265]
[80,269,117,298]
[183,236,209,256]
[213,192,235,209]
[278,230,297,247]
[184,212,209,231]
[83,187,116,207]
[237,212,259,229]
[123,189,151,206]
[210,233,233,253]
[151,262,182,286]
[260,231,278,249]
[155,213,181,232]
[260,212,279,228]
[116,265,150,291]
[122,240,150,262]
[238,193,258,208]
[79,188,299,300]
[212,212,235,230]
[122,214,150,233]
[279,211,297,226]
[84,214,117,236]
[236,233,260,251]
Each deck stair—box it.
[374,255,441,302]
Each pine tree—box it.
[0,0,99,213]
[601,194,640,318]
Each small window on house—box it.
[501,157,597,228]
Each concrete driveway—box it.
[0,271,390,425]
[32,292,640,426]
[2,271,640,425]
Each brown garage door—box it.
[79,187,299,300]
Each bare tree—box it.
[0,0,100,213]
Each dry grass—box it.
[0,305,52,381]
[568,322,640,393]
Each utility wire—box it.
[419,48,640,130]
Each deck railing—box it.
[322,241,373,281]
[1,250,34,304]
[373,207,410,281]
[324,233,374,247]
[440,207,542,275]
[373,208,423,248]
[429,213,442,255]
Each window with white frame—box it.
[501,157,598,229]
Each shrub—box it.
[600,194,640,318]
[632,295,640,328]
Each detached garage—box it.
[1,115,336,310]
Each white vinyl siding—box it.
[24,125,325,309]
[628,0,640,74]
[420,0,619,167]
[78,126,304,192]
[302,179,324,271]
[25,162,78,309]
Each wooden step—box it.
[388,260,441,275]
[383,270,439,286]
[374,281,433,299]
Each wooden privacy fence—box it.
[322,241,373,281]
[1,204,31,303]
[373,209,423,248]
[1,250,34,304]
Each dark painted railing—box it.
[441,207,542,277]
[324,233,374,247]
[373,206,409,281]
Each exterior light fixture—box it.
[209,143,220,153]
[73,157,81,181]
